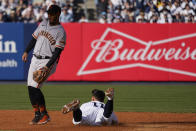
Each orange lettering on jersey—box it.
[59,41,65,45]
[38,31,56,45]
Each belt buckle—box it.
[34,54,42,59]
[34,54,38,59]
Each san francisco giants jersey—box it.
[32,20,66,57]
[72,101,118,126]
[27,20,66,89]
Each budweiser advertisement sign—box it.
[48,23,196,81]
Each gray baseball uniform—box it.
[28,20,66,88]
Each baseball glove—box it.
[33,66,50,84]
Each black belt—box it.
[33,54,51,59]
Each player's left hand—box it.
[33,66,49,84]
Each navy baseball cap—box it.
[47,4,61,14]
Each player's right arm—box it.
[22,21,44,62]
[22,37,37,62]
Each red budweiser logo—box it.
[77,28,196,77]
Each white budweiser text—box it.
[91,39,196,62]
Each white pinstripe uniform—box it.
[72,101,118,126]
[28,20,66,88]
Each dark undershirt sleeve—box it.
[46,48,62,68]
[103,100,113,118]
[25,37,36,53]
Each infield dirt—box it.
[1,110,196,131]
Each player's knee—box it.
[28,86,36,96]
[28,86,38,105]
[28,86,43,104]
[28,86,40,94]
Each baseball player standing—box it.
[22,4,66,125]
[62,88,118,126]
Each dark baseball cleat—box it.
[29,111,41,125]
[37,113,50,125]
[105,88,114,100]
[62,99,80,114]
